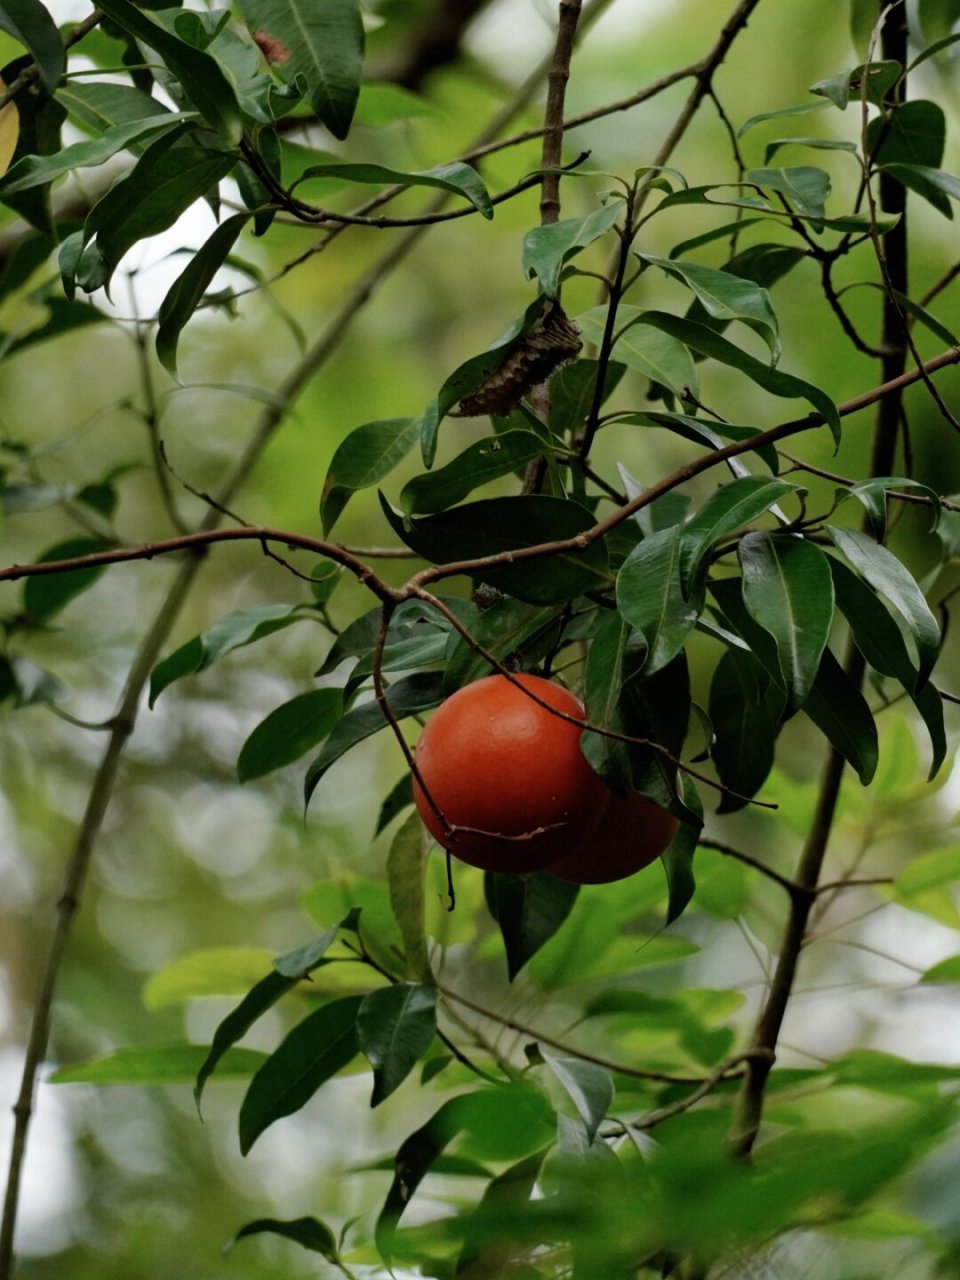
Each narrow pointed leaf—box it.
[523,202,622,297]
[23,536,115,622]
[880,163,960,219]
[803,648,878,784]
[238,995,362,1154]
[830,557,917,689]
[321,417,419,532]
[50,1045,266,1085]
[0,0,63,93]
[827,526,940,686]
[485,871,579,982]
[738,532,834,711]
[662,778,701,922]
[300,159,491,216]
[617,525,705,675]
[443,597,562,694]
[680,476,801,591]
[709,646,778,811]
[400,430,545,515]
[228,1217,338,1262]
[387,811,432,982]
[541,1049,613,1144]
[237,688,342,782]
[358,984,438,1106]
[578,304,698,398]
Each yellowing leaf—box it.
[0,79,19,178]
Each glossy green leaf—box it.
[227,1217,338,1262]
[580,611,635,785]
[522,202,622,297]
[669,217,767,258]
[23,536,115,622]
[321,416,419,533]
[95,0,243,142]
[304,672,444,808]
[272,924,341,979]
[681,476,801,591]
[616,411,780,474]
[150,604,310,706]
[867,99,945,169]
[827,526,940,687]
[299,158,491,216]
[802,647,878,784]
[635,311,841,443]
[578,304,698,398]
[400,430,545,515]
[237,688,342,782]
[911,680,947,780]
[358,983,438,1106]
[238,995,362,1153]
[739,532,834,711]
[638,253,780,360]
[380,493,611,606]
[838,476,941,541]
[541,1050,613,1144]
[0,113,186,196]
[143,946,273,1010]
[236,0,363,139]
[617,525,705,675]
[485,871,579,982]
[744,165,831,218]
[709,646,779,811]
[57,81,171,136]
[709,577,786,698]
[810,61,901,111]
[387,811,432,983]
[830,556,917,689]
[661,780,700,922]
[50,1045,266,1085]
[879,163,960,219]
[156,213,250,374]
[443,597,563,694]
[0,0,63,92]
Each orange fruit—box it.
[412,673,610,874]
[546,788,679,885]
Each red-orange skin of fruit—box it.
[546,789,679,885]
[412,673,610,875]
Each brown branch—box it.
[778,448,960,512]
[630,1050,773,1132]
[697,838,806,899]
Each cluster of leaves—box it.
[1,0,960,1277]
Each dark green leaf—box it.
[321,416,419,533]
[358,984,438,1106]
[617,525,705,675]
[621,654,697,822]
[236,0,363,139]
[880,163,960,219]
[616,411,780,474]
[911,679,947,781]
[578,304,698,398]
[662,780,700,922]
[638,253,780,360]
[380,493,611,606]
[763,136,859,165]
[827,526,940,687]
[810,61,901,111]
[56,80,171,136]
[802,648,878,784]
[681,476,801,591]
[237,688,341,783]
[156,212,249,374]
[272,924,340,979]
[830,556,917,689]
[454,1150,547,1278]
[95,0,242,142]
[0,0,63,92]
[709,577,786,700]
[522,202,622,297]
[548,356,626,434]
[838,476,941,541]
[541,1049,613,1144]
[443,597,563,694]
[227,1217,338,1262]
[580,611,634,785]
[299,158,490,216]
[739,532,834,711]
[632,311,841,443]
[0,656,65,708]
[669,217,768,258]
[304,672,444,808]
[150,604,310,706]
[50,1045,266,1085]
[238,995,362,1153]
[23,536,115,622]
[867,99,945,169]
[387,811,432,983]
[400,431,546,515]
[485,871,579,982]
[743,166,831,219]
[709,646,779,812]
[376,773,413,835]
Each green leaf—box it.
[272,924,341,978]
[237,688,342,782]
[548,356,626,434]
[919,0,960,44]
[911,679,947,780]
[878,163,960,220]
[94,0,243,142]
[522,202,622,297]
[299,158,490,217]
[0,113,187,196]
[743,166,831,219]
[227,1217,338,1262]
[143,946,273,1009]
[580,611,634,785]
[827,526,940,687]
[830,556,917,689]
[621,653,696,823]
[838,476,941,541]
[377,773,414,835]
[238,995,362,1154]
[802,647,878,785]
[0,0,63,93]
[485,871,579,982]
[922,954,960,984]
[738,532,834,711]
[321,416,419,533]
[454,1150,546,1278]
[57,81,171,136]
[617,411,780,474]
[669,217,768,258]
[50,1044,266,1085]
[380,493,611,606]
[236,0,363,139]
[638,253,781,361]
[150,604,310,706]
[541,1049,613,1144]
[156,213,250,374]
[867,99,945,170]
[23,536,115,622]
[304,672,444,808]
[738,101,830,137]
[681,476,801,591]
[400,430,545,515]
[578,304,698,398]
[617,525,705,676]
[810,61,902,111]
[709,647,779,811]
[387,811,432,982]
[358,984,438,1106]
[763,136,859,165]
[661,782,700,922]
[443,597,563,694]
[630,311,841,443]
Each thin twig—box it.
[697,838,805,898]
